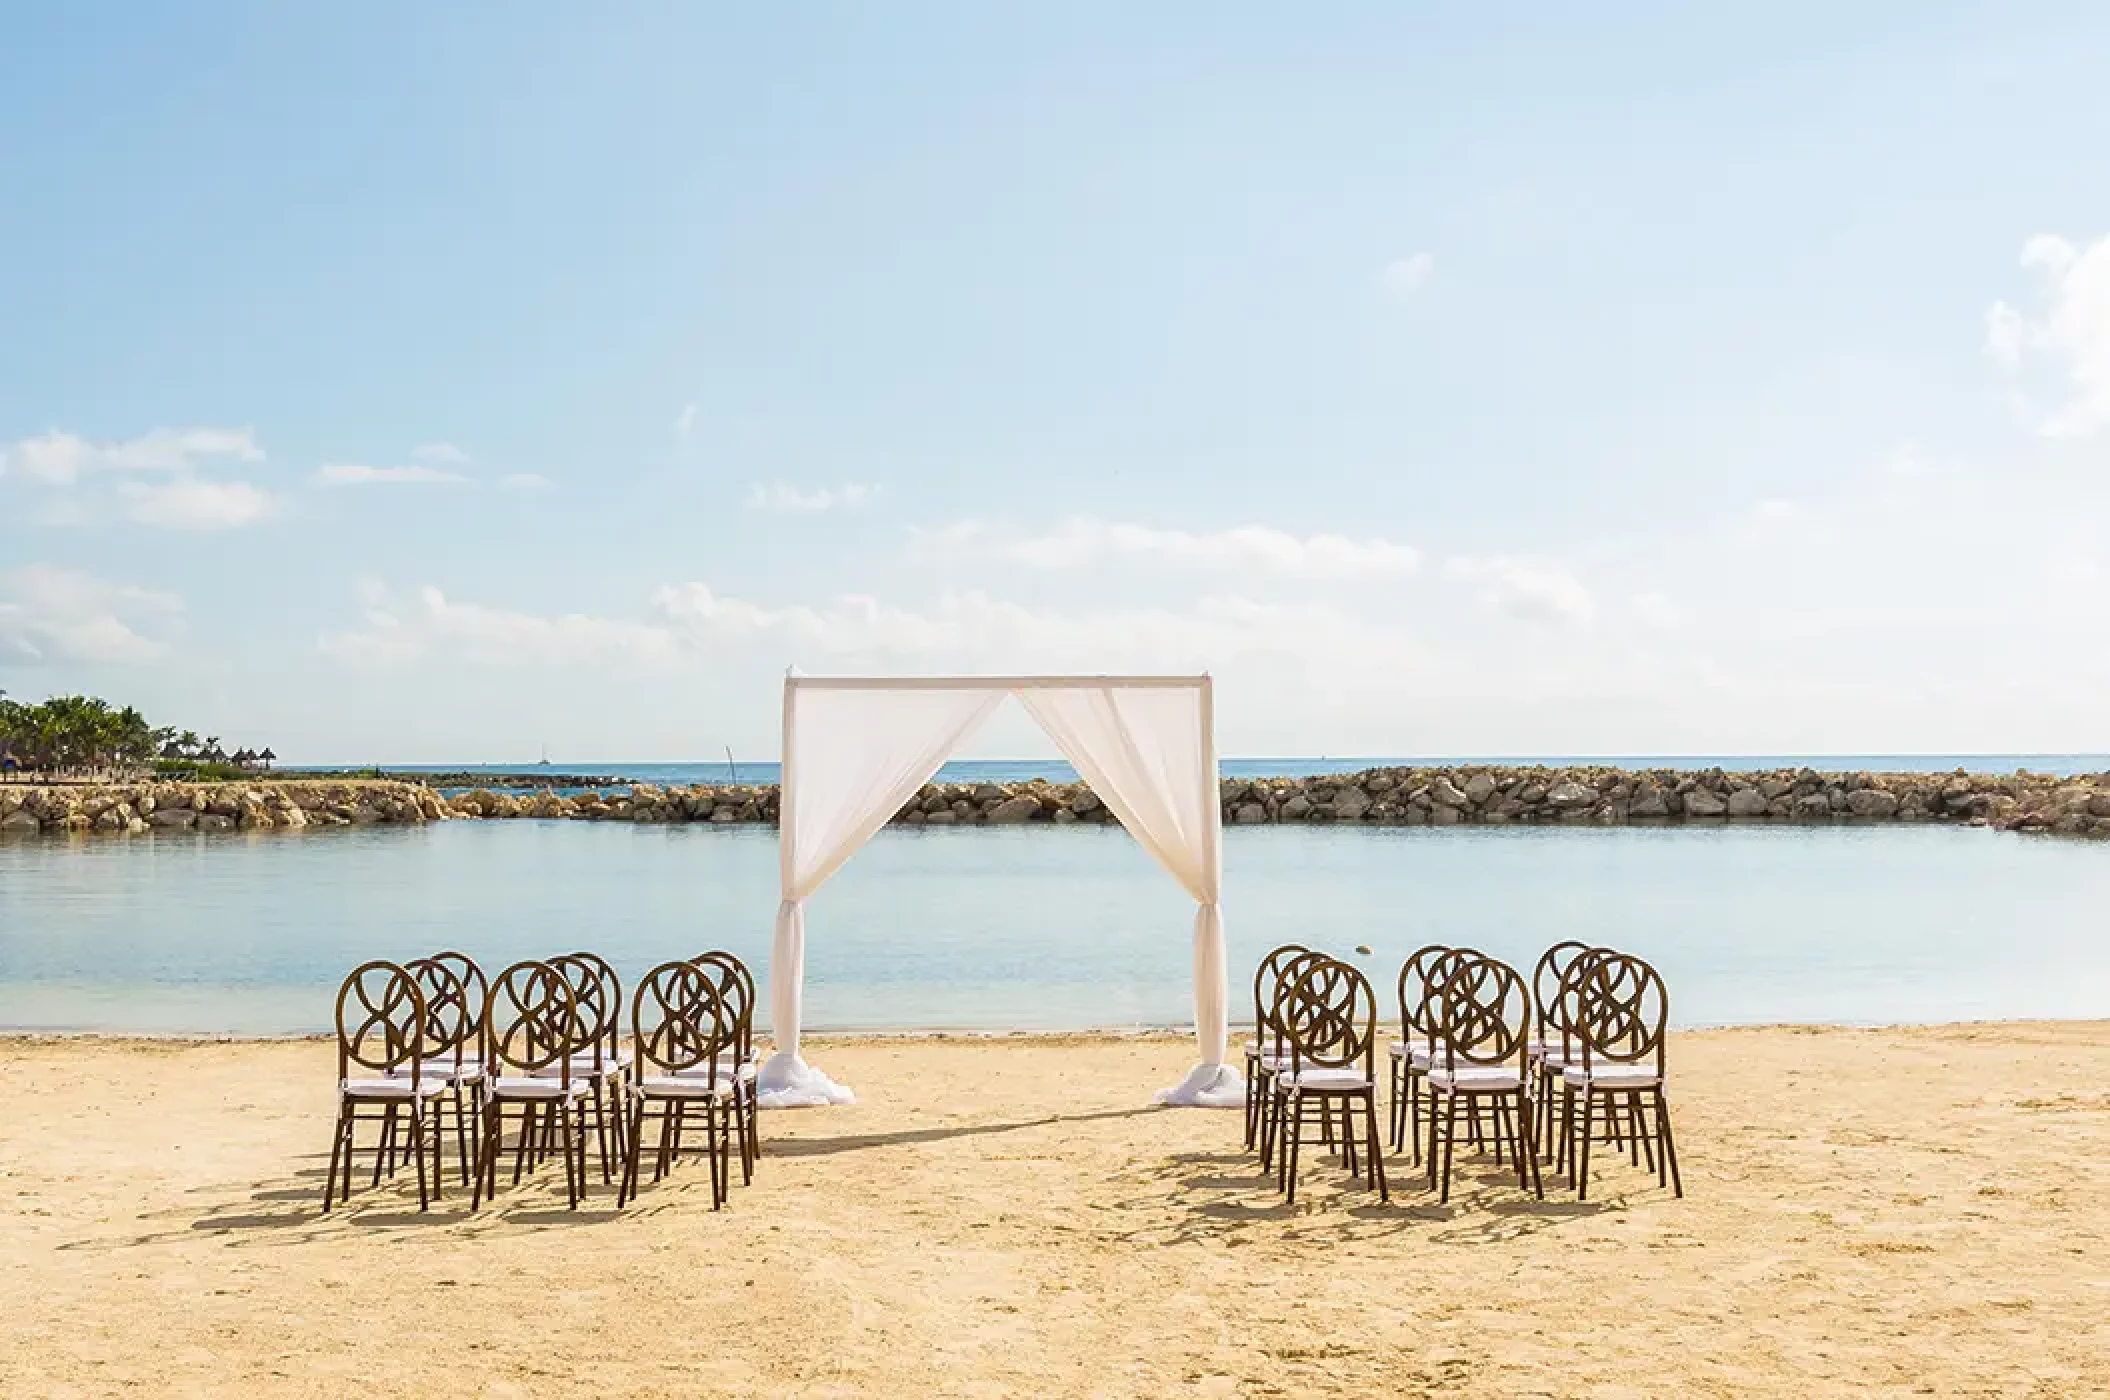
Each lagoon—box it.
[2,820,2105,1035]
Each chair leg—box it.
[1409,1069,1423,1167]
[1283,1093,1303,1206]
[322,1102,350,1212]
[1656,1087,1683,1198]
[371,1103,396,1188]
[451,1084,474,1186]
[1362,1091,1388,1202]
[1578,1091,1597,1202]
[411,1104,430,1211]
[1437,1091,1459,1205]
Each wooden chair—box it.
[1559,952,1682,1200]
[1257,948,1331,1172]
[546,952,628,1185]
[472,960,592,1211]
[1424,953,1543,1204]
[1528,941,1599,1159]
[1244,943,1308,1151]
[1388,943,1453,1158]
[690,951,760,1184]
[1274,957,1388,1206]
[400,955,484,1186]
[323,961,446,1212]
[619,959,740,1209]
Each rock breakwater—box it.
[4,765,2110,839]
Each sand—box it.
[2,1024,2107,1398]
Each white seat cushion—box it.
[639,1074,735,1099]
[1286,1067,1372,1091]
[342,1077,448,1099]
[1561,1063,1663,1089]
[671,1061,757,1082]
[1426,1067,1522,1092]
[389,1057,482,1082]
[489,1076,591,1100]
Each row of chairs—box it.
[1243,941,1682,1205]
[322,948,760,1212]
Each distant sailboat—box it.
[537,744,552,767]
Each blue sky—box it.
[4,3,2109,761]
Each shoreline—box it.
[2,1012,2094,1044]
[6,760,2110,838]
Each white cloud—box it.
[0,426,262,485]
[500,473,554,491]
[677,403,698,436]
[1984,233,2110,438]
[313,463,472,487]
[0,565,182,664]
[912,516,1422,580]
[1379,252,1436,299]
[321,580,1437,684]
[1445,555,1597,627]
[412,442,472,465]
[118,479,277,531]
[1629,591,1689,629]
[745,482,880,511]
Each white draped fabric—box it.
[1017,686,1238,1107]
[756,684,1007,1108]
[757,674,1243,1110]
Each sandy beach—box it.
[3,1024,2106,1397]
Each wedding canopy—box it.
[754,674,1243,1110]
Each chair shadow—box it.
[1098,1141,1619,1247]
[766,1105,1158,1157]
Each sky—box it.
[3,2,2109,763]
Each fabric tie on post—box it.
[756,898,853,1107]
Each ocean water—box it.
[295,753,2110,788]
[3,820,2107,1036]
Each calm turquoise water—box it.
[2,821,2106,1035]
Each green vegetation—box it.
[0,692,273,780]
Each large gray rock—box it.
[1545,782,1597,809]
[1683,788,1727,817]
[196,813,237,832]
[923,809,958,826]
[1233,803,1268,826]
[148,808,197,829]
[2088,792,2110,819]
[972,784,1006,804]
[987,795,1040,824]
[1429,803,1461,827]
[1430,779,1469,808]
[1725,786,1769,817]
[1462,772,1499,806]
[1069,790,1102,816]
[0,810,40,834]
[1796,793,1832,817]
[1331,786,1372,820]
[1628,785,1670,818]
[1281,793,1312,819]
[1845,788,1899,818]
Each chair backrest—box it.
[1252,944,1310,1055]
[1552,945,1616,1060]
[483,960,581,1083]
[691,951,754,1060]
[1433,953,1529,1073]
[1531,940,1591,1038]
[335,960,428,1088]
[1263,949,1331,1052]
[551,953,619,1071]
[634,959,734,1077]
[1574,951,1669,1078]
[1397,943,1453,1044]
[427,950,487,1039]
[405,956,474,1070]
[1281,956,1377,1073]
[1413,945,1486,1056]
